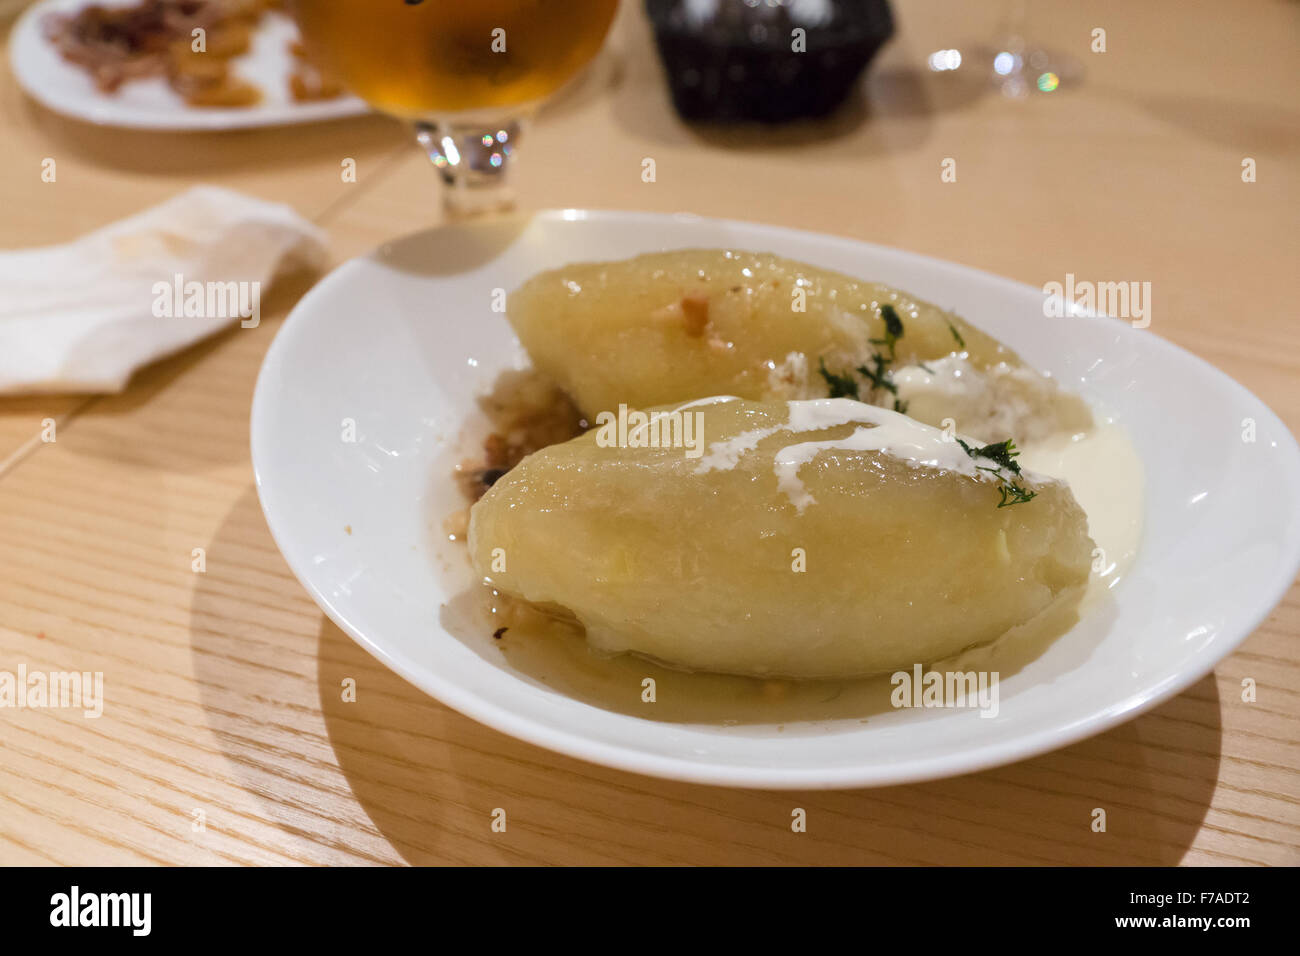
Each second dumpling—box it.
[469,397,1094,679]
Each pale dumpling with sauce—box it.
[468,397,1094,679]
[508,250,1092,443]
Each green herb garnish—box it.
[881,303,904,338]
[956,438,1036,507]
[998,483,1038,508]
[946,320,966,350]
[818,358,860,399]
[857,354,898,396]
[821,304,911,409]
[869,303,905,359]
[956,438,1023,475]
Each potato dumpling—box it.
[508,250,1091,442]
[469,397,1094,679]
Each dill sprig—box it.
[956,438,1023,475]
[869,303,905,359]
[956,438,1037,507]
[998,483,1037,507]
[856,353,898,396]
[818,358,860,399]
[821,304,918,416]
[946,320,966,350]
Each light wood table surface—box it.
[1,0,1296,866]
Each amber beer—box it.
[292,0,619,118]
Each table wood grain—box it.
[0,0,1296,865]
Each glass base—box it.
[415,118,524,218]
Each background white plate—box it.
[9,0,368,130]
[251,210,1300,789]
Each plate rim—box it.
[250,208,1300,789]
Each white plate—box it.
[9,0,368,130]
[251,210,1300,789]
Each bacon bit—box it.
[681,292,710,337]
[451,370,586,508]
[492,627,508,640]
[482,433,510,470]
[453,460,487,502]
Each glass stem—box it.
[414,117,525,218]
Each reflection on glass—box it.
[925,0,1082,99]
[987,0,1081,98]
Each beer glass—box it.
[292,0,619,216]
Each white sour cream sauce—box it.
[694,397,1012,511]
[689,395,1143,591]
[1019,420,1145,593]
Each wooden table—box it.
[1,0,1296,866]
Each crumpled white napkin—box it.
[0,185,328,394]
